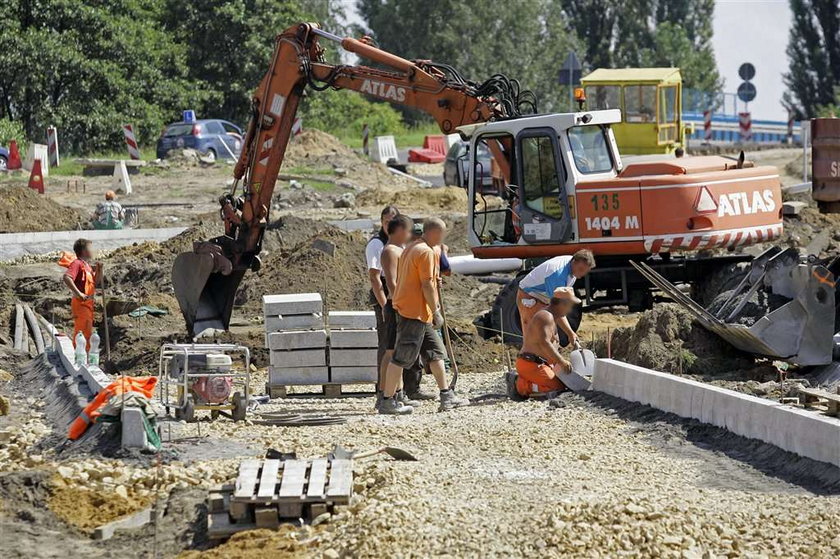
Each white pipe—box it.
[387,166,432,187]
[447,254,522,275]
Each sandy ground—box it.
[1,135,839,556]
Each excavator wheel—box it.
[487,274,581,347]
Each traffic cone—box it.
[7,140,22,170]
[28,159,44,194]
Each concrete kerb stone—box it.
[266,329,327,351]
[327,311,376,330]
[592,358,840,468]
[263,293,323,316]
[269,348,327,368]
[329,330,378,348]
[329,348,378,367]
[268,366,330,385]
[264,313,324,334]
[330,366,378,384]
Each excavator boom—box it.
[173,22,533,336]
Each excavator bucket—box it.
[172,250,246,338]
[630,248,836,366]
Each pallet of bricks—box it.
[264,293,379,397]
[207,458,353,538]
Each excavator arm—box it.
[172,22,534,336]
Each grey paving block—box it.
[121,407,148,449]
[265,313,324,333]
[329,348,378,367]
[263,293,323,316]
[267,329,327,350]
[268,366,330,385]
[329,329,378,348]
[330,366,378,384]
[269,348,327,368]
[328,311,376,330]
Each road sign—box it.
[737,82,757,103]
[558,52,581,85]
[738,62,755,82]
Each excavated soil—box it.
[0,185,87,233]
[48,478,152,531]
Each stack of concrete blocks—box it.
[264,293,328,396]
[328,311,379,388]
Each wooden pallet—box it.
[797,387,840,417]
[208,458,353,539]
[266,382,375,399]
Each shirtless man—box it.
[377,215,423,408]
[507,287,580,399]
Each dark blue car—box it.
[0,145,9,170]
[156,119,243,161]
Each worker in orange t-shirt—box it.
[61,238,100,350]
[507,287,579,399]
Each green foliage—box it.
[357,0,579,115]
[298,89,405,139]
[561,0,722,94]
[784,0,840,118]
[0,119,27,154]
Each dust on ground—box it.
[0,185,86,233]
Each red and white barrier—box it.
[291,118,303,137]
[703,110,712,141]
[122,124,140,160]
[46,126,60,167]
[739,112,752,142]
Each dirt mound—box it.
[238,224,370,317]
[0,185,86,233]
[357,185,468,213]
[601,304,756,377]
[48,479,151,531]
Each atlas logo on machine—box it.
[360,79,406,102]
[717,189,776,217]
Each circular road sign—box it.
[737,81,757,103]
[738,62,756,82]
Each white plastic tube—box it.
[447,254,522,275]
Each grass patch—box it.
[49,149,157,177]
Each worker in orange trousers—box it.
[60,238,101,350]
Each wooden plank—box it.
[326,459,352,502]
[306,459,328,499]
[255,506,280,529]
[256,459,280,501]
[233,459,261,500]
[324,385,342,398]
[278,460,308,499]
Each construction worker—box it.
[516,249,595,346]
[507,287,578,400]
[380,218,469,414]
[378,215,426,407]
[92,190,125,230]
[61,238,100,350]
[367,205,400,396]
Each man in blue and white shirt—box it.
[517,249,595,346]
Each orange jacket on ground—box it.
[68,376,158,440]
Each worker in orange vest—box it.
[60,238,101,350]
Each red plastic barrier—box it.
[408,148,445,164]
[423,135,447,156]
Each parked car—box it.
[156,119,243,161]
[443,140,494,192]
[0,145,9,171]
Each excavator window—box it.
[520,133,565,219]
[568,125,613,174]
[471,133,518,245]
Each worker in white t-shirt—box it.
[516,249,596,346]
[366,205,400,385]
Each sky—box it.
[712,0,792,121]
[341,0,794,122]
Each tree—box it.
[0,0,204,153]
[783,0,840,118]
[356,0,579,115]
[561,0,722,93]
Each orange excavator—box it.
[173,22,837,366]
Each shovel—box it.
[329,444,418,461]
[556,341,595,392]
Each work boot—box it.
[395,390,420,407]
[378,397,413,415]
[374,391,383,411]
[505,371,526,402]
[406,387,436,400]
[438,389,470,412]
